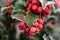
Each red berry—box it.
[26,3,32,14]
[30,27,36,32]
[26,7,30,14]
[25,27,30,32]
[47,10,50,15]
[44,7,51,15]
[41,27,45,31]
[5,2,11,7]
[46,24,50,28]
[28,3,32,8]
[29,31,36,36]
[54,1,60,7]
[23,25,26,29]
[36,27,40,32]
[29,27,37,36]
[26,32,29,36]
[38,18,43,24]
[37,6,43,13]
[8,10,12,15]
[46,4,51,9]
[51,20,56,25]
[33,22,38,27]
[41,12,47,17]
[32,0,37,4]
[32,4,38,11]
[29,0,32,3]
[19,26,23,30]
[38,24,42,29]
[19,21,25,27]
[26,7,30,11]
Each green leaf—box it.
[45,27,53,35]
[22,0,27,2]
[20,32,26,40]
[50,12,56,16]
[14,11,39,27]
[0,14,12,27]
[2,9,8,14]
[49,18,55,20]
[0,8,1,13]
[24,12,39,27]
[0,35,2,40]
[19,11,26,16]
[8,7,14,10]
[13,11,26,20]
[15,5,26,10]
[8,27,16,40]
[36,30,44,40]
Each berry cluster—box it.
[26,0,42,14]
[19,18,43,36]
[26,0,51,17]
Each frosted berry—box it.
[29,27,37,36]
[19,21,25,27]
[41,12,47,17]
[29,31,36,36]
[38,18,43,24]
[46,4,51,9]
[25,27,30,32]
[19,26,23,30]
[5,2,11,7]
[54,1,60,7]
[32,0,37,4]
[26,7,31,14]
[30,27,36,32]
[36,27,40,32]
[29,0,32,3]
[37,6,43,13]
[23,25,27,29]
[44,7,50,15]
[32,4,38,11]
[28,3,32,8]
[33,22,38,27]
[38,24,42,29]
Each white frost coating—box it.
[1,7,9,13]
[43,34,47,40]
[49,35,55,40]
[15,23,24,40]
[11,15,21,21]
[39,0,44,7]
